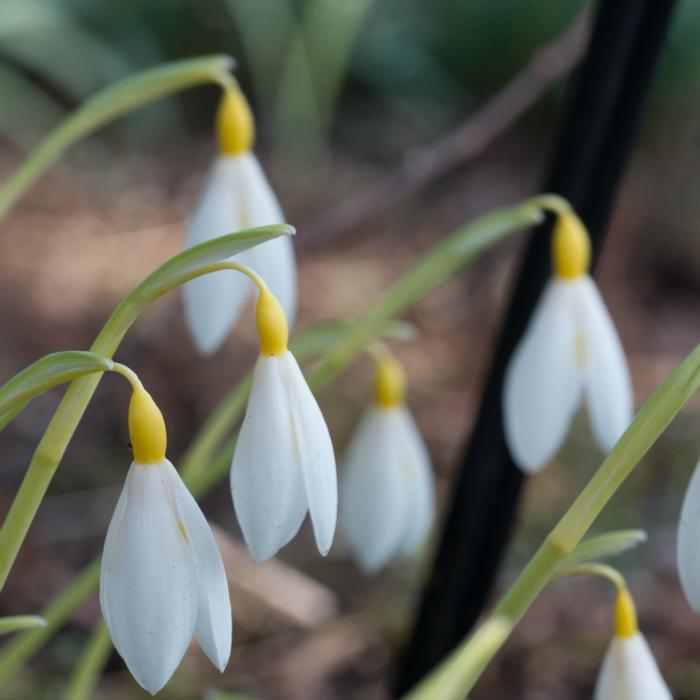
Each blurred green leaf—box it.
[0,616,46,636]
[559,529,648,569]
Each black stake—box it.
[395,0,678,693]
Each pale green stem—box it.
[0,55,234,219]
[63,623,112,700]
[0,561,100,685]
[407,343,700,699]
[0,259,278,591]
[554,562,626,592]
[0,616,46,636]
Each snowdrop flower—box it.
[677,457,700,610]
[504,207,633,472]
[340,353,434,572]
[230,278,336,563]
[100,367,231,694]
[183,87,296,355]
[594,586,671,699]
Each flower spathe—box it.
[230,288,337,563]
[340,354,434,572]
[100,385,231,695]
[503,209,633,473]
[676,457,700,611]
[182,88,296,355]
[594,588,671,699]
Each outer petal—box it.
[99,462,197,695]
[392,407,435,558]
[182,156,253,355]
[230,356,307,563]
[677,458,700,611]
[238,154,297,326]
[280,351,337,556]
[163,460,232,672]
[575,276,633,452]
[340,408,411,572]
[503,279,583,472]
[594,633,672,699]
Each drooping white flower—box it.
[676,457,700,611]
[340,354,434,572]
[503,209,633,473]
[100,383,231,695]
[182,88,296,355]
[230,287,336,563]
[594,588,671,699]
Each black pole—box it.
[395,0,678,693]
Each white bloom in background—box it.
[340,354,434,572]
[230,287,336,563]
[182,87,296,355]
[676,457,700,610]
[503,209,633,473]
[594,587,671,699]
[100,384,231,695]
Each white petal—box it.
[230,356,307,563]
[594,633,671,699]
[392,407,435,558]
[503,280,583,472]
[677,458,700,611]
[182,156,254,355]
[340,408,411,572]
[99,462,197,695]
[237,154,297,326]
[575,276,633,452]
[162,460,232,672]
[280,351,337,556]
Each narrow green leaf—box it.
[130,225,295,304]
[0,54,234,219]
[0,616,46,636]
[559,529,647,570]
[0,351,112,422]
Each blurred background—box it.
[0,0,699,698]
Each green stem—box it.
[407,342,700,699]
[0,616,46,636]
[63,623,112,700]
[0,55,234,219]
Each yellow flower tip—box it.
[615,587,639,638]
[375,354,406,409]
[256,287,288,356]
[128,387,167,464]
[551,210,591,279]
[216,88,255,156]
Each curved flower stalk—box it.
[100,365,231,695]
[676,456,700,610]
[595,585,671,699]
[183,86,297,355]
[504,206,633,472]
[340,351,434,572]
[230,273,336,563]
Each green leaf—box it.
[0,616,46,636]
[559,529,647,570]
[0,54,234,219]
[0,351,112,425]
[130,225,295,304]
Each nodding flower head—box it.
[503,207,633,473]
[594,587,671,699]
[182,85,297,356]
[340,351,434,573]
[230,287,337,563]
[100,368,231,694]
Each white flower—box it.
[340,404,435,572]
[182,89,296,356]
[100,460,232,694]
[677,457,700,610]
[594,632,671,699]
[503,210,632,472]
[231,350,337,563]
